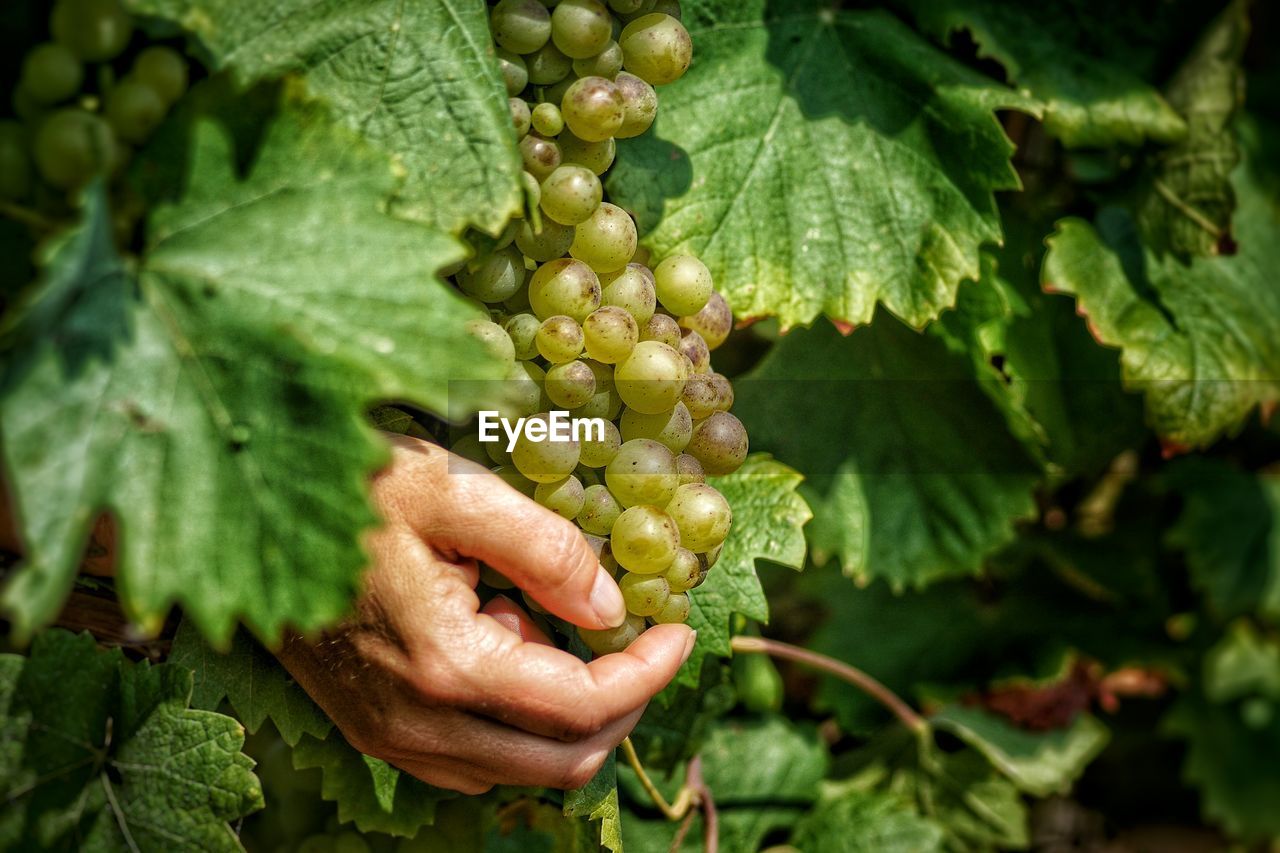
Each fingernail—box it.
[680,630,697,665]
[590,566,627,628]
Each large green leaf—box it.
[608,0,1035,329]
[0,630,262,850]
[0,89,505,646]
[128,0,521,234]
[1042,167,1280,449]
[563,752,622,853]
[790,785,945,853]
[738,316,1038,588]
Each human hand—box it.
[276,434,696,794]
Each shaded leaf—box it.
[791,784,945,853]
[563,752,622,853]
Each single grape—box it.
[526,41,573,85]
[103,79,166,144]
[663,548,701,591]
[559,130,616,175]
[503,359,545,418]
[569,202,637,273]
[466,319,517,364]
[582,305,639,364]
[609,0,646,12]
[531,102,565,136]
[652,0,682,18]
[652,591,690,623]
[614,72,658,138]
[654,254,712,316]
[621,401,691,452]
[665,482,731,552]
[536,315,585,363]
[132,46,189,105]
[512,413,581,482]
[578,417,622,467]
[699,542,722,571]
[491,465,538,497]
[450,433,491,467]
[579,613,645,655]
[535,475,586,518]
[638,313,681,347]
[675,452,704,485]
[605,437,678,507]
[678,329,710,373]
[551,0,613,59]
[680,371,733,419]
[516,216,576,261]
[496,48,530,95]
[503,312,542,360]
[519,132,562,180]
[0,122,32,200]
[619,13,692,85]
[33,108,115,190]
[600,263,656,324]
[620,571,670,616]
[458,245,523,303]
[560,76,624,142]
[545,359,597,408]
[510,97,532,138]
[491,0,553,54]
[51,0,132,62]
[687,411,748,476]
[573,40,624,79]
[528,257,601,321]
[540,164,603,226]
[678,291,732,349]
[577,483,623,533]
[20,43,83,105]
[614,340,687,414]
[611,505,680,573]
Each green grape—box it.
[573,40,624,79]
[511,413,581,482]
[686,411,748,476]
[582,305,639,364]
[611,505,680,573]
[614,340,687,414]
[486,434,513,465]
[579,613,645,655]
[680,371,733,419]
[544,73,579,106]
[663,547,701,591]
[572,359,623,420]
[132,46,188,105]
[569,202,637,273]
[458,245,523,303]
[298,833,336,853]
[678,329,710,373]
[333,831,373,853]
[601,263,656,324]
[51,0,132,62]
[665,482,731,552]
[545,359,597,408]
[510,97,532,138]
[33,108,115,190]
[620,401,691,452]
[620,571,670,616]
[526,41,573,85]
[579,417,621,467]
[559,129,616,175]
[699,542,722,571]
[536,315,585,363]
[0,122,32,200]
[652,0,682,18]
[605,437,678,507]
[503,312,542,360]
[519,132,562,180]
[492,217,521,250]
[516,216,576,261]
[502,359,546,418]
[466,318,517,364]
[560,76,624,142]
[491,0,553,54]
[654,254,712,316]
[491,465,538,497]
[619,13,691,85]
[531,102,565,136]
[551,0,613,59]
[20,43,83,105]
[505,281,534,313]
[528,257,601,321]
[614,72,657,138]
[103,79,165,144]
[577,483,622,533]
[496,47,530,95]
[675,452,704,485]
[652,591,689,624]
[450,433,491,466]
[535,474,585,518]
[609,0,646,12]
[638,313,681,347]
[678,291,732,350]
[540,164,602,226]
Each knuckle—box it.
[551,705,607,742]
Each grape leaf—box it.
[127,0,522,235]
[738,315,1038,589]
[0,629,262,850]
[563,752,622,853]
[675,454,810,689]
[894,0,1187,148]
[169,619,333,746]
[1203,621,1280,703]
[790,785,945,853]
[292,732,454,837]
[607,0,1036,329]
[1042,165,1280,449]
[0,89,505,646]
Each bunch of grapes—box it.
[0,0,189,219]
[449,0,749,655]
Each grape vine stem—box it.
[620,737,694,821]
[730,635,929,734]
